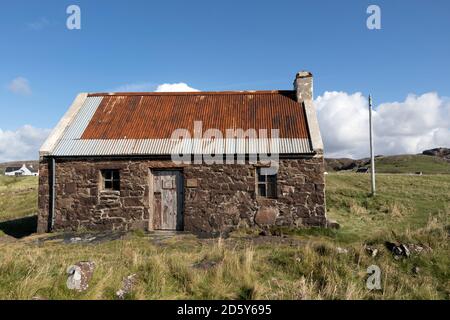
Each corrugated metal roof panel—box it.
[62,97,103,140]
[51,138,312,156]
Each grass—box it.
[0,176,38,222]
[325,173,450,243]
[371,155,450,174]
[0,173,448,299]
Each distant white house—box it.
[4,164,39,176]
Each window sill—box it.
[100,190,120,195]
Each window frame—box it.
[255,167,277,199]
[101,169,120,191]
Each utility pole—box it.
[369,95,376,196]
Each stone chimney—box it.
[293,70,324,154]
[293,71,313,102]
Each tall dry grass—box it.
[0,212,447,300]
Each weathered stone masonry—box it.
[37,156,326,235]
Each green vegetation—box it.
[372,155,450,174]
[0,176,38,222]
[0,173,448,299]
[326,173,450,243]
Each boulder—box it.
[66,261,95,292]
[116,274,137,300]
[385,242,411,259]
[326,219,340,229]
[254,207,278,226]
[365,246,378,257]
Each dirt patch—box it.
[35,231,127,245]
[17,229,307,249]
[0,234,17,244]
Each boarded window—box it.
[256,168,277,198]
[101,169,120,191]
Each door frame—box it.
[149,169,184,231]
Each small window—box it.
[256,168,277,198]
[101,169,120,191]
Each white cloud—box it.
[112,82,155,92]
[7,77,32,95]
[315,91,450,159]
[28,17,50,30]
[155,83,199,92]
[111,82,199,92]
[0,125,50,162]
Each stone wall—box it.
[37,156,326,235]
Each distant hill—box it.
[0,161,39,175]
[422,147,450,161]
[371,154,450,174]
[325,147,450,174]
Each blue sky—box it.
[0,0,449,160]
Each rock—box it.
[66,261,95,292]
[193,260,219,270]
[281,185,295,195]
[116,274,137,300]
[385,242,412,258]
[365,246,378,257]
[408,243,425,254]
[336,247,348,254]
[399,244,410,257]
[326,219,340,229]
[412,266,420,275]
[68,235,97,243]
[422,147,450,160]
[254,207,278,226]
[69,237,83,243]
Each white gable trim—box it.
[303,100,324,153]
[39,93,88,157]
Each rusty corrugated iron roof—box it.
[82,91,309,140]
[49,91,315,156]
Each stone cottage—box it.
[37,71,327,236]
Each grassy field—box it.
[326,154,450,174]
[0,175,38,222]
[372,155,450,174]
[0,173,448,300]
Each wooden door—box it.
[152,171,183,230]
